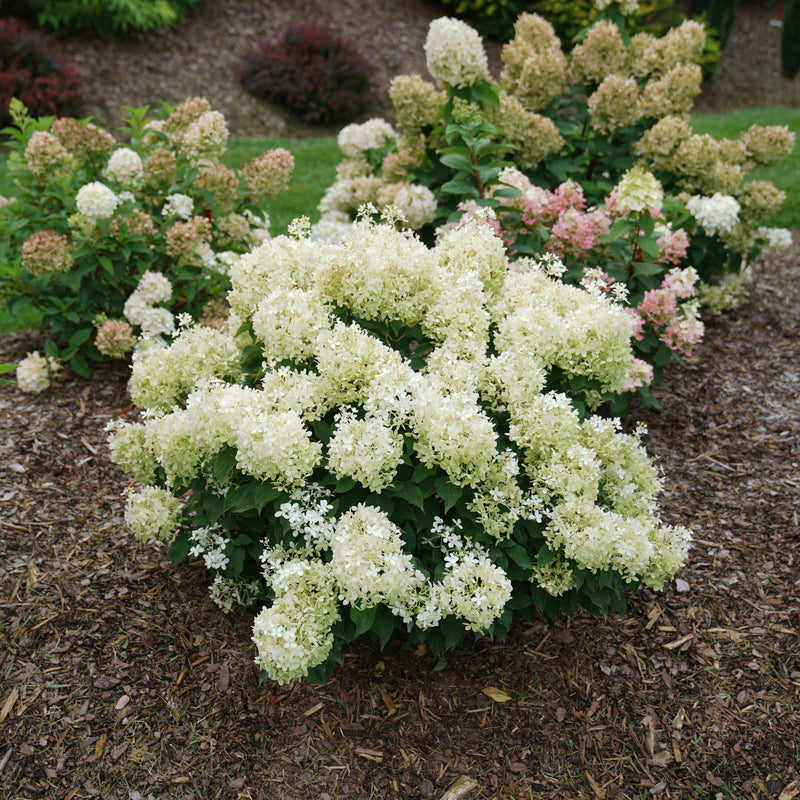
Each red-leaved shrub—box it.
[234,22,376,125]
[0,17,84,128]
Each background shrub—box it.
[436,0,684,43]
[234,22,376,125]
[0,0,203,36]
[0,16,83,127]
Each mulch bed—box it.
[1,237,799,799]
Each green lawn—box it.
[692,107,800,228]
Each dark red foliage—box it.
[234,22,376,125]
[0,16,84,127]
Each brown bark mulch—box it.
[1,234,799,800]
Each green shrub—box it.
[10,0,203,37]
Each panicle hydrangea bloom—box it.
[736,180,786,227]
[588,75,642,134]
[251,286,332,365]
[487,93,565,169]
[330,505,426,618]
[376,182,438,230]
[424,17,488,89]
[632,19,706,76]
[208,576,260,613]
[16,351,61,394]
[104,147,143,184]
[327,410,405,492]
[337,118,396,158]
[317,175,384,216]
[143,149,177,187]
[686,193,740,236]
[501,14,567,111]
[241,148,295,200]
[252,556,340,684]
[21,231,72,276]
[133,271,173,305]
[180,110,229,164]
[129,324,243,411]
[161,193,194,219]
[389,74,446,135]
[567,20,628,85]
[318,214,438,326]
[614,166,663,213]
[755,226,793,255]
[418,534,512,632]
[24,131,69,180]
[75,182,120,221]
[638,63,703,119]
[740,124,796,169]
[124,485,182,544]
[106,419,156,484]
[164,216,213,265]
[164,96,213,145]
[51,118,115,156]
[195,162,239,213]
[95,318,137,359]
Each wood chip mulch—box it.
[1,235,799,799]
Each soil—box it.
[1,2,799,799]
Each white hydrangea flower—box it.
[337,118,396,158]
[162,193,194,219]
[424,17,488,89]
[104,147,143,185]
[330,505,426,620]
[615,166,663,213]
[686,193,741,236]
[76,182,119,220]
[755,226,792,255]
[15,351,60,394]
[124,486,182,544]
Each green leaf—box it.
[213,446,237,484]
[440,152,476,171]
[69,355,90,379]
[43,339,59,359]
[399,483,425,511]
[169,530,191,565]
[203,491,225,523]
[227,545,245,579]
[372,605,397,649]
[255,483,280,513]
[349,605,376,637]
[68,327,93,349]
[632,260,663,277]
[435,477,462,514]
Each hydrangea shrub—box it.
[110,215,691,683]
[0,97,293,377]
[315,13,794,403]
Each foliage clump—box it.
[4,0,203,36]
[234,22,377,125]
[0,16,84,128]
[0,97,293,378]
